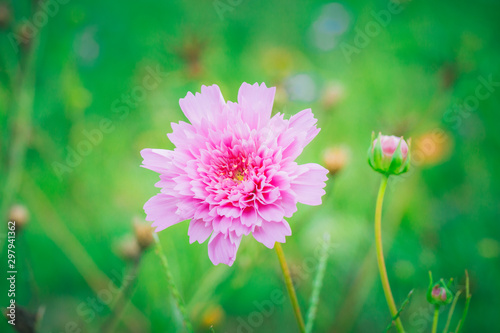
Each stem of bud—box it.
[374,175,405,332]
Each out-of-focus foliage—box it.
[1,0,499,332]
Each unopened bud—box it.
[427,272,453,306]
[368,132,411,176]
[323,145,350,175]
[3,304,45,332]
[16,23,35,50]
[115,235,140,261]
[201,304,225,329]
[8,204,30,231]
[133,217,154,250]
[415,130,453,166]
[0,3,11,29]
[321,81,344,109]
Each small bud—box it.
[16,23,34,50]
[3,304,44,333]
[133,217,154,250]
[8,204,30,232]
[322,145,350,175]
[440,63,457,90]
[0,3,11,29]
[321,81,345,109]
[115,235,141,261]
[426,272,453,306]
[201,304,225,329]
[415,130,453,166]
[368,132,411,176]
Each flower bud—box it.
[322,145,350,175]
[321,81,345,109]
[133,217,154,250]
[3,304,43,332]
[8,204,30,232]
[16,23,34,51]
[426,272,453,306]
[0,3,11,29]
[200,304,225,329]
[368,132,411,176]
[415,130,453,166]
[115,235,141,261]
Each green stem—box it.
[432,306,440,333]
[154,234,193,333]
[275,242,306,333]
[102,256,142,333]
[384,290,413,333]
[455,270,471,333]
[443,290,462,333]
[22,177,148,329]
[305,236,330,333]
[375,175,405,332]
[0,32,37,223]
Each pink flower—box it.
[141,83,328,266]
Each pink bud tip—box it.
[374,135,409,158]
[431,286,442,297]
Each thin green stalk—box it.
[431,306,440,333]
[455,270,471,333]
[154,233,193,333]
[374,175,405,332]
[384,290,413,333]
[102,259,141,329]
[0,33,38,223]
[305,236,330,333]
[102,256,142,333]
[22,177,148,329]
[443,290,462,333]
[275,242,306,333]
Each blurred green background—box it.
[1,0,499,332]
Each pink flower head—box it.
[375,135,408,158]
[141,83,328,266]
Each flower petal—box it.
[279,109,320,161]
[252,220,292,249]
[257,203,285,222]
[188,219,212,244]
[291,163,329,206]
[288,108,320,148]
[240,207,261,227]
[140,149,174,174]
[144,194,184,232]
[208,232,241,266]
[167,121,200,149]
[238,82,276,130]
[179,84,226,126]
[280,191,297,218]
